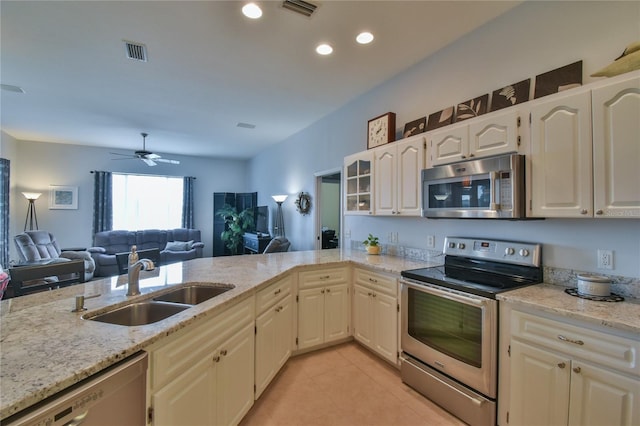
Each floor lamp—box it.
[272,195,288,237]
[22,192,41,231]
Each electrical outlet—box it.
[597,249,613,270]
[426,235,435,248]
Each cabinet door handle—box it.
[213,355,221,363]
[595,210,604,215]
[367,292,372,296]
[321,289,325,294]
[220,349,228,356]
[557,335,584,346]
[326,288,331,293]
[573,366,581,374]
[372,293,377,298]
[557,362,566,369]
[320,275,330,280]
[368,278,378,283]
[468,153,474,158]
[580,209,589,215]
[274,289,281,295]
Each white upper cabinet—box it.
[344,151,373,215]
[529,88,593,217]
[529,71,640,218]
[428,109,521,167]
[374,135,425,216]
[592,73,640,219]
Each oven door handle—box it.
[401,279,487,307]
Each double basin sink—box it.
[83,284,234,326]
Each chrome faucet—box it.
[123,259,155,296]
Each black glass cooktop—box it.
[402,257,542,299]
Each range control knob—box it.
[505,247,515,256]
[448,242,456,249]
[519,249,530,257]
[458,243,466,249]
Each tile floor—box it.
[240,342,465,426]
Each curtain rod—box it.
[90,171,196,179]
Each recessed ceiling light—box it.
[242,3,263,19]
[356,32,374,44]
[316,44,333,55]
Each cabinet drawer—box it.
[256,275,292,314]
[353,268,396,296]
[150,296,255,389]
[511,310,640,377]
[298,266,348,289]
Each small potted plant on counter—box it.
[363,234,380,255]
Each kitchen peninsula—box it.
[1,249,638,424]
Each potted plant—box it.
[363,233,380,255]
[216,204,255,255]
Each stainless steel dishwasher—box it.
[5,352,148,426]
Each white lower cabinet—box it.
[148,297,255,426]
[297,267,350,350]
[352,268,398,364]
[255,276,293,398]
[506,309,640,426]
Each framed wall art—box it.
[426,107,454,131]
[49,185,78,209]
[490,78,531,112]
[534,60,582,99]
[455,94,489,122]
[403,116,426,138]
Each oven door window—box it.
[407,288,483,367]
[427,174,491,209]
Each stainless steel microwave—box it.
[422,153,526,219]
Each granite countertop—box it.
[497,283,640,335]
[0,249,431,420]
[2,249,638,420]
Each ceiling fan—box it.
[111,133,180,166]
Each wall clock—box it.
[367,112,396,149]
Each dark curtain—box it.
[92,171,112,235]
[182,176,195,228]
[0,158,9,268]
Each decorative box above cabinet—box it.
[374,135,425,216]
[344,151,373,215]
[428,109,522,167]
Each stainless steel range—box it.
[400,237,542,426]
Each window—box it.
[112,173,183,230]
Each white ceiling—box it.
[1,1,519,160]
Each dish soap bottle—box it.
[128,245,139,266]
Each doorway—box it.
[314,169,341,250]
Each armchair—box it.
[14,231,95,281]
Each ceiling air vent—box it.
[281,0,318,17]
[124,41,148,62]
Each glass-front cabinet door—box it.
[344,151,373,215]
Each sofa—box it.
[88,228,204,277]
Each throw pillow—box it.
[165,241,188,251]
[186,240,194,250]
